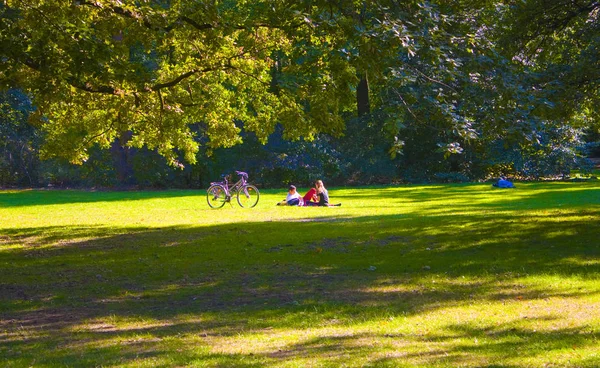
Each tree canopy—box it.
[1,0,599,178]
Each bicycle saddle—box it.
[235,171,248,178]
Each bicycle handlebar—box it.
[218,171,248,181]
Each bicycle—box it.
[207,171,260,208]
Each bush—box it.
[432,172,471,183]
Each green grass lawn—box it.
[1,182,599,367]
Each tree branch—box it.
[407,65,458,93]
[227,64,270,87]
[151,65,225,91]
[67,78,117,94]
[75,0,303,33]
[393,89,420,123]
[177,16,214,31]
[81,126,113,147]
[18,55,118,94]
[75,0,158,30]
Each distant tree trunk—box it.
[110,130,133,185]
[357,73,370,117]
[270,51,283,95]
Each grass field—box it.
[1,182,599,367]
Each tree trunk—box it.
[110,131,133,184]
[357,73,370,117]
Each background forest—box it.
[2,1,600,188]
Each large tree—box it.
[1,0,350,164]
[5,0,593,178]
[498,0,600,123]
[2,0,482,166]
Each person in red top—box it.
[302,187,318,205]
[304,180,341,207]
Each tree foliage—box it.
[1,0,497,164]
[1,0,351,164]
[1,1,598,184]
[0,89,38,185]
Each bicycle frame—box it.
[229,178,246,194]
[210,173,247,197]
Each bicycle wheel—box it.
[237,185,259,208]
[207,184,227,209]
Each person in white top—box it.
[277,185,303,206]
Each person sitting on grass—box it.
[302,186,318,206]
[306,180,341,207]
[277,181,341,207]
[276,185,303,206]
[492,176,515,188]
